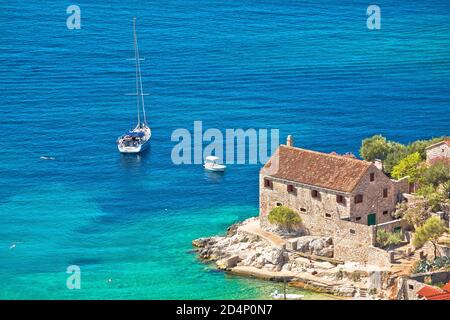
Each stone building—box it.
[425,138,450,163]
[260,136,404,227]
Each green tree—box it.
[268,206,302,231]
[413,216,449,259]
[421,159,450,188]
[391,152,423,182]
[394,201,431,228]
[416,185,447,212]
[360,135,391,162]
[383,143,409,175]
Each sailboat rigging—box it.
[117,18,151,153]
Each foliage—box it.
[394,201,431,228]
[391,152,423,182]
[376,229,403,248]
[421,159,450,188]
[411,256,450,274]
[413,217,449,259]
[359,135,447,176]
[416,185,447,212]
[360,135,392,162]
[267,206,302,231]
[383,143,408,175]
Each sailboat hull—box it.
[117,127,151,154]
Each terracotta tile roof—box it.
[417,285,443,298]
[261,145,372,193]
[443,282,450,293]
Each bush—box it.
[267,206,301,231]
[421,159,450,188]
[413,216,449,259]
[360,135,392,162]
[411,257,450,274]
[394,201,431,228]
[391,152,423,182]
[376,229,403,248]
[416,185,447,212]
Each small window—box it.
[311,190,319,198]
[325,213,331,218]
[287,184,295,193]
[355,216,361,221]
[409,284,414,290]
[336,195,344,203]
[264,178,272,189]
[300,208,306,212]
[350,229,356,234]
[276,202,282,207]
[383,188,388,198]
[383,210,388,215]
[370,173,375,182]
[354,194,363,204]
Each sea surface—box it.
[0,1,449,299]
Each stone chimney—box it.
[286,135,294,147]
[374,159,383,171]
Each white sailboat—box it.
[117,18,151,154]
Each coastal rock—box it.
[317,246,334,258]
[217,255,240,269]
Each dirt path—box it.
[238,219,285,247]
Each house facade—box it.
[260,137,404,227]
[426,139,450,163]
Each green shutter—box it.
[367,213,376,226]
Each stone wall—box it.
[426,142,449,162]
[367,246,392,268]
[296,213,376,264]
[350,165,400,225]
[376,218,408,233]
[259,176,351,223]
[400,278,426,300]
[394,176,410,195]
[260,164,401,228]
[410,270,450,284]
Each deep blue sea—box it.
[0,1,449,299]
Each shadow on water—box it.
[118,146,152,171]
[203,169,225,183]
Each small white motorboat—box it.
[270,290,304,300]
[203,156,226,172]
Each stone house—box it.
[425,138,450,163]
[260,136,404,227]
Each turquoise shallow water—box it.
[0,1,449,299]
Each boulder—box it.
[317,246,334,258]
[286,239,298,251]
[217,255,240,269]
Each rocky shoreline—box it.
[193,217,397,299]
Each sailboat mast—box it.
[133,18,141,126]
[133,18,147,126]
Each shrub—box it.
[411,257,450,274]
[267,206,301,231]
[360,135,392,162]
[394,201,431,228]
[413,216,449,259]
[391,152,423,182]
[376,229,403,248]
[421,159,450,188]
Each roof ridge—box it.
[280,144,371,166]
